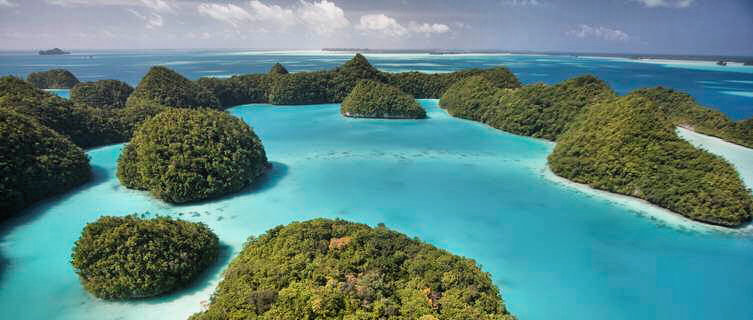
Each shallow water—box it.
[1,100,752,320]
[1,50,752,119]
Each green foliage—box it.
[127,66,220,109]
[27,69,80,89]
[190,219,515,320]
[266,71,332,105]
[269,63,289,75]
[196,55,520,109]
[0,108,90,219]
[389,67,520,99]
[441,75,615,141]
[117,108,268,203]
[0,76,162,149]
[633,87,753,148]
[71,215,219,300]
[71,80,134,109]
[549,94,753,227]
[341,80,426,119]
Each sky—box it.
[0,0,751,55]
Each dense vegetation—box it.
[191,219,515,320]
[196,54,520,109]
[549,94,753,227]
[341,80,426,119]
[0,108,90,220]
[71,215,219,300]
[127,66,220,109]
[117,108,268,203]
[0,76,163,148]
[27,69,79,89]
[633,87,753,148]
[71,80,134,109]
[439,74,753,227]
[441,75,615,141]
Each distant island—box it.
[38,48,70,55]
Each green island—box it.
[126,66,221,109]
[117,108,269,203]
[0,108,91,220]
[70,80,134,109]
[190,219,516,320]
[70,215,219,300]
[341,80,427,119]
[440,74,753,227]
[27,69,79,89]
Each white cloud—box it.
[128,8,163,29]
[408,22,450,35]
[0,0,17,8]
[198,1,348,35]
[198,3,253,28]
[356,14,451,38]
[567,24,629,41]
[248,0,296,28]
[140,0,173,13]
[500,0,542,6]
[356,14,409,37]
[186,31,211,40]
[296,0,350,35]
[633,0,693,8]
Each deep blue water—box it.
[0,52,753,320]
[1,50,752,119]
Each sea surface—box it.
[1,51,753,320]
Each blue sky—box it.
[0,0,751,55]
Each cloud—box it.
[567,24,629,41]
[128,8,164,29]
[408,22,450,35]
[197,3,253,28]
[356,14,451,38]
[356,14,408,37]
[0,0,17,8]
[198,1,348,35]
[633,0,693,8]
[296,0,350,35]
[500,0,542,6]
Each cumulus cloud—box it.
[198,1,348,35]
[296,0,350,35]
[197,3,253,28]
[0,0,18,8]
[633,0,693,8]
[567,24,629,41]
[356,14,408,37]
[356,14,451,38]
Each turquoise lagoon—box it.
[1,51,753,320]
[1,100,753,320]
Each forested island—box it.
[341,80,426,119]
[71,215,219,299]
[38,48,70,55]
[190,219,516,320]
[2,53,752,226]
[440,72,753,227]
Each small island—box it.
[27,69,79,89]
[0,108,91,220]
[71,215,219,299]
[190,219,516,320]
[71,79,134,109]
[117,108,269,203]
[126,65,220,109]
[341,79,427,119]
[38,48,70,55]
